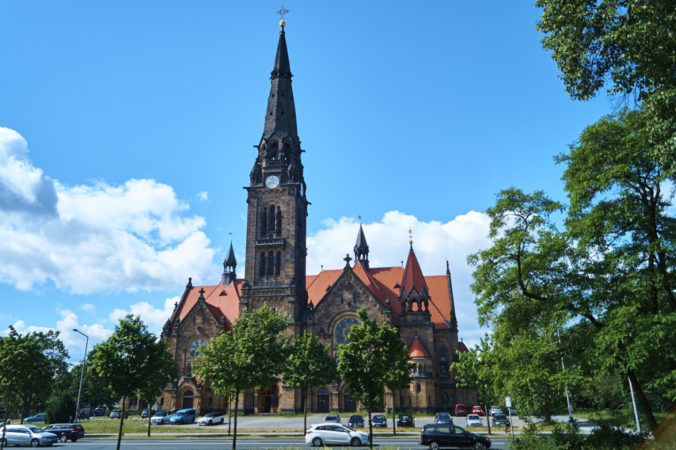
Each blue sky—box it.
[0,1,614,358]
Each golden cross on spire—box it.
[277,5,289,28]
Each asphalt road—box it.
[49,437,510,449]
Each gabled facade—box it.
[158,21,477,414]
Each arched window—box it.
[275,251,281,276]
[261,207,268,235]
[268,207,275,233]
[334,317,360,345]
[267,252,274,276]
[416,383,421,393]
[275,207,282,235]
[259,252,266,276]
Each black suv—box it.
[347,415,364,427]
[372,414,387,428]
[92,407,107,416]
[43,423,85,442]
[420,423,491,449]
[397,414,415,427]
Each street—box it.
[49,437,510,449]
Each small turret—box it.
[353,223,370,270]
[222,242,237,285]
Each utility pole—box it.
[73,329,89,423]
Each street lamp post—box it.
[73,329,89,423]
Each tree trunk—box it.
[1,389,8,449]
[227,395,231,436]
[231,391,239,450]
[391,401,396,436]
[116,395,126,450]
[367,410,373,449]
[303,386,308,435]
[481,387,491,435]
[628,370,657,429]
[146,398,151,437]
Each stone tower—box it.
[240,21,308,335]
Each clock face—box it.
[265,175,280,189]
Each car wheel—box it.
[474,443,485,450]
[30,438,40,447]
[311,437,323,447]
[429,441,440,450]
[350,437,361,447]
[59,434,68,442]
[71,438,78,443]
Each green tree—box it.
[45,392,76,424]
[337,308,410,448]
[137,339,176,437]
[536,0,675,174]
[0,327,68,425]
[90,315,177,450]
[194,305,290,450]
[283,331,337,433]
[451,337,496,433]
[383,333,413,436]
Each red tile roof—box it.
[177,263,454,331]
[457,341,469,353]
[409,336,431,358]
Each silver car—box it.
[0,424,57,447]
[150,410,172,424]
[305,423,369,447]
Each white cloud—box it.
[307,210,492,347]
[0,128,217,293]
[108,296,179,332]
[197,191,208,202]
[81,303,95,312]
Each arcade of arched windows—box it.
[409,362,433,377]
[260,205,282,237]
[259,250,282,277]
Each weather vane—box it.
[277,5,289,28]
[228,231,232,242]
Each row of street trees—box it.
[453,0,675,435]
[195,306,412,450]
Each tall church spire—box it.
[263,25,298,140]
[354,223,370,270]
[222,241,237,285]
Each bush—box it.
[45,392,76,424]
[507,422,646,449]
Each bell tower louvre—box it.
[240,18,308,332]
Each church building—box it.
[158,20,476,415]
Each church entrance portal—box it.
[257,386,278,413]
[317,388,329,413]
[343,389,356,412]
[181,390,194,409]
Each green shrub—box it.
[45,392,76,424]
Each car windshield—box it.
[26,425,44,433]
[154,411,166,416]
[438,413,450,419]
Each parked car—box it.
[419,423,491,449]
[43,423,85,442]
[371,414,387,428]
[110,410,128,419]
[348,415,364,428]
[466,414,482,427]
[169,408,197,424]
[492,413,509,426]
[434,412,453,425]
[24,413,45,423]
[489,406,502,416]
[196,412,225,426]
[140,409,151,419]
[77,407,90,420]
[150,410,172,425]
[471,405,484,416]
[92,407,107,417]
[0,425,58,447]
[397,414,415,427]
[454,403,467,416]
[324,414,341,424]
[305,423,369,447]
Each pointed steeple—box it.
[446,260,458,329]
[222,241,237,285]
[262,26,298,140]
[353,223,370,270]
[400,244,428,297]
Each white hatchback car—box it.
[466,414,483,427]
[196,412,225,426]
[305,423,369,447]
